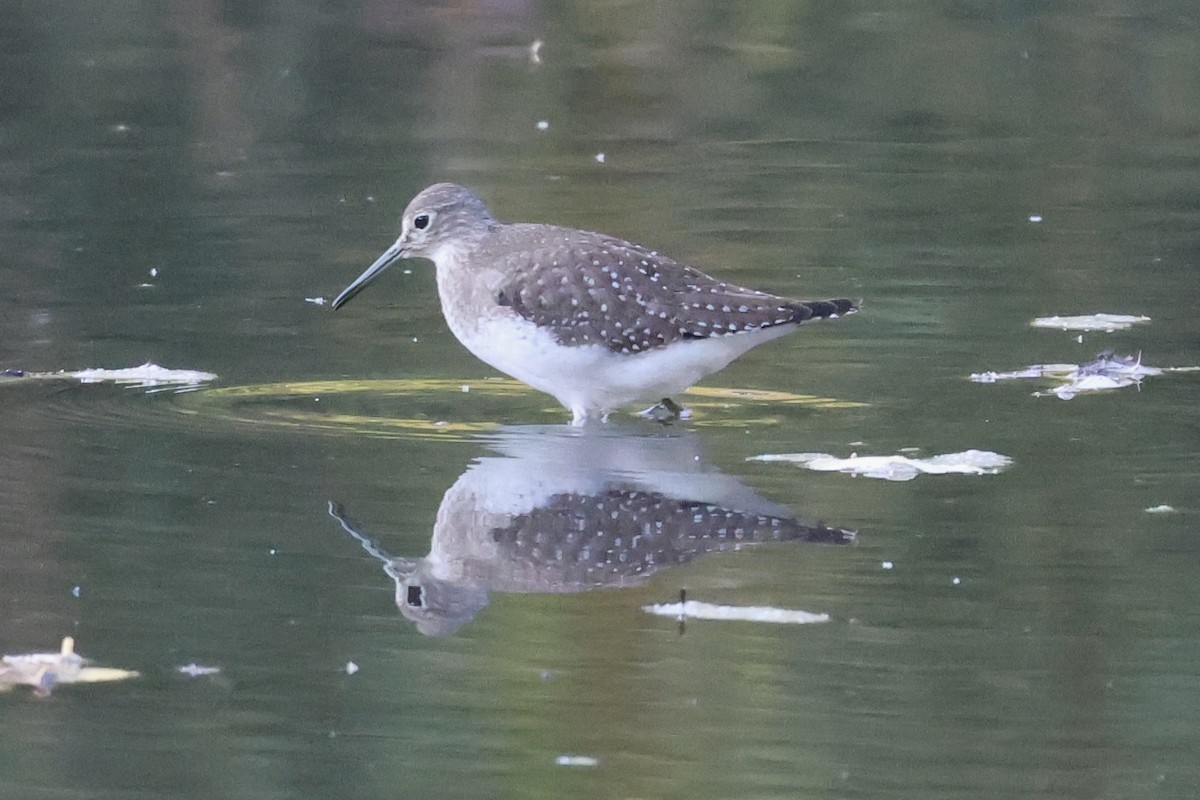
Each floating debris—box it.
[748,449,1012,481]
[1,637,139,696]
[536,119,550,131]
[881,561,894,570]
[970,352,1199,399]
[345,661,359,675]
[177,663,221,677]
[529,39,544,65]
[556,755,599,767]
[1144,504,1177,514]
[1,362,217,392]
[71,363,216,388]
[1031,313,1150,332]
[305,296,327,306]
[642,600,830,625]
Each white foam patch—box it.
[642,600,830,625]
[5,364,216,394]
[177,663,221,677]
[748,449,1012,481]
[1031,313,1150,332]
[68,363,217,391]
[970,353,1198,399]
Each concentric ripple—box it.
[2,372,865,442]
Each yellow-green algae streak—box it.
[172,378,866,440]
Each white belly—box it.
[448,307,792,423]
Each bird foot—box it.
[637,397,692,424]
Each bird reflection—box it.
[329,425,854,636]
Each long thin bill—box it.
[330,241,405,310]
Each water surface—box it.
[2,2,1199,798]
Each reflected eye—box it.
[413,213,430,230]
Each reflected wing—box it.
[488,487,854,587]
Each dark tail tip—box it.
[806,298,859,320]
[804,524,858,545]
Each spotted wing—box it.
[487,224,855,353]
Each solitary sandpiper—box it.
[332,183,857,425]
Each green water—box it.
[2,2,1199,798]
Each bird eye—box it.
[413,213,430,230]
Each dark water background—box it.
[2,2,1199,798]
